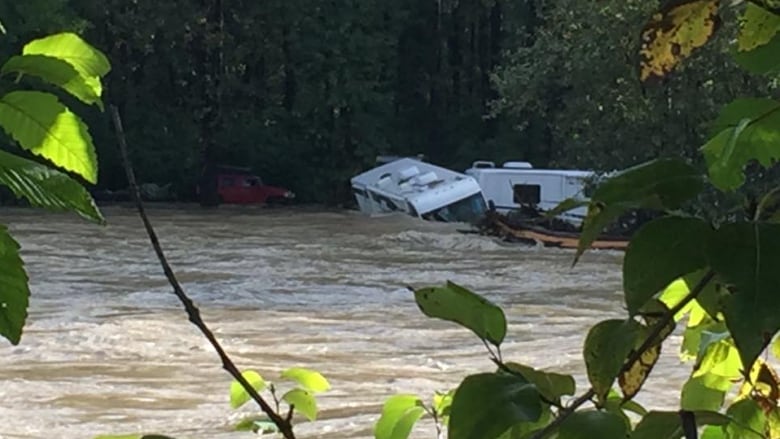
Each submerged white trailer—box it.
[351,157,487,223]
[465,161,594,225]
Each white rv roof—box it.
[351,158,472,188]
[467,167,593,178]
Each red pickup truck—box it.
[197,166,295,205]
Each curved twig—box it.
[109,105,295,439]
[530,270,716,439]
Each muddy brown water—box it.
[0,206,688,438]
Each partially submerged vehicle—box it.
[197,165,295,205]
[464,160,594,225]
[351,157,487,223]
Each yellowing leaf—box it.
[619,344,661,401]
[738,3,780,52]
[639,0,720,83]
[0,91,97,183]
[229,370,266,409]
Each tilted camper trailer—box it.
[351,157,487,223]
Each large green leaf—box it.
[413,281,506,346]
[725,399,766,439]
[0,226,29,345]
[630,411,729,439]
[702,98,780,191]
[558,410,627,439]
[737,2,780,51]
[623,217,713,315]
[504,362,576,402]
[22,32,110,97]
[734,31,780,74]
[280,367,330,393]
[282,388,319,421]
[708,222,780,371]
[0,149,103,223]
[374,394,426,439]
[576,159,704,263]
[583,319,641,403]
[0,91,97,183]
[229,370,266,409]
[2,55,102,107]
[448,372,542,439]
[681,375,727,411]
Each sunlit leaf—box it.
[449,372,541,439]
[413,281,506,346]
[0,226,29,345]
[0,91,97,183]
[1,55,103,108]
[584,319,641,403]
[575,159,703,263]
[280,367,330,393]
[772,335,780,360]
[725,399,766,439]
[504,362,576,402]
[229,370,266,409]
[0,150,103,223]
[708,222,780,371]
[702,99,780,191]
[693,337,742,380]
[433,389,453,422]
[738,2,780,51]
[623,217,713,315]
[22,32,110,98]
[282,388,318,421]
[375,394,426,439]
[558,410,627,439]
[639,0,720,83]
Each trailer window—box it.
[513,184,541,205]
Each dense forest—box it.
[0,0,773,204]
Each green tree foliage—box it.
[380,2,780,439]
[0,32,108,345]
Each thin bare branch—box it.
[109,105,295,439]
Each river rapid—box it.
[0,206,687,438]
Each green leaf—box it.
[630,411,729,439]
[545,197,589,218]
[702,99,780,191]
[0,150,103,223]
[2,55,103,108]
[0,91,97,183]
[558,410,627,439]
[681,375,727,411]
[734,31,780,74]
[22,32,110,96]
[501,406,553,439]
[413,281,506,346]
[449,372,542,439]
[772,335,780,360]
[234,416,280,434]
[433,389,453,420]
[280,367,330,393]
[623,217,713,315]
[725,399,766,439]
[0,18,5,35]
[374,394,426,439]
[694,337,742,380]
[504,362,576,402]
[708,222,780,371]
[584,319,641,403]
[737,2,780,51]
[0,226,29,345]
[282,388,318,421]
[229,370,266,409]
[709,98,780,137]
[576,159,704,263]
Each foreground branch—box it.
[530,270,716,439]
[109,105,295,439]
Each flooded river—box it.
[0,206,687,438]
